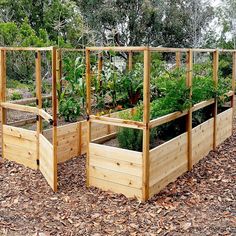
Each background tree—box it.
[77,0,214,47]
[0,0,86,47]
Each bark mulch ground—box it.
[0,123,235,235]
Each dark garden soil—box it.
[0,120,235,235]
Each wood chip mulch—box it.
[0,123,235,235]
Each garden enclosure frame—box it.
[0,46,58,191]
[0,46,134,192]
[0,46,235,201]
[86,46,236,201]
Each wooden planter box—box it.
[87,108,233,201]
[1,46,235,196]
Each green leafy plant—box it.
[117,62,232,151]
[58,55,86,121]
[10,91,23,100]
[59,96,81,122]
[7,79,28,89]
[122,63,143,105]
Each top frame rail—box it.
[86,46,148,52]
[2,46,235,53]
[0,47,53,51]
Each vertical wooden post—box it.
[186,50,193,171]
[231,52,236,109]
[176,51,181,68]
[97,52,103,87]
[56,49,62,113]
[213,50,219,150]
[231,52,236,134]
[86,49,91,187]
[35,51,42,166]
[52,47,58,192]
[56,49,62,90]
[128,51,133,71]
[0,50,6,158]
[142,48,151,201]
[77,122,82,156]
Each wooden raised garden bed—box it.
[86,47,235,201]
[0,46,235,202]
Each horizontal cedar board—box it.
[2,126,37,169]
[149,132,188,188]
[3,134,37,151]
[216,109,233,146]
[89,143,142,193]
[4,150,37,169]
[57,133,77,146]
[149,132,187,166]
[57,123,77,136]
[192,118,214,165]
[4,142,37,160]
[149,163,187,198]
[39,134,54,189]
[89,177,142,200]
[90,143,142,165]
[57,150,77,163]
[89,165,142,189]
[90,154,142,177]
[3,125,37,141]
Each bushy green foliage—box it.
[7,79,28,89]
[117,106,156,151]
[192,76,215,104]
[10,91,23,100]
[117,63,233,151]
[121,63,143,105]
[58,55,85,121]
[59,97,81,122]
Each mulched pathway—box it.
[0,124,235,235]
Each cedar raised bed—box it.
[0,46,235,201]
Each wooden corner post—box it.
[0,49,6,157]
[232,52,236,109]
[52,47,58,191]
[213,50,219,150]
[35,51,42,165]
[86,48,91,187]
[143,48,151,201]
[186,50,193,171]
[56,49,62,93]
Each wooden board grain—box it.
[2,125,37,169]
[192,118,214,165]
[89,143,143,200]
[42,109,132,163]
[89,177,142,199]
[39,134,56,190]
[216,108,233,145]
[149,132,188,198]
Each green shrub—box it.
[117,106,156,151]
[117,65,232,151]
[59,97,81,122]
[58,55,85,121]
[121,63,143,105]
[10,91,23,100]
[7,79,28,89]
[192,76,215,104]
